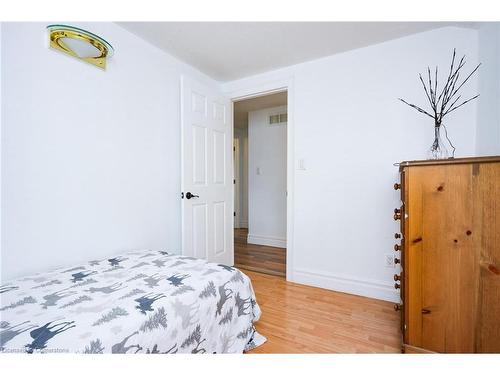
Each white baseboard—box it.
[293,267,399,302]
[247,233,286,248]
[239,220,248,228]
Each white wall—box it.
[476,23,500,155]
[223,27,479,302]
[1,22,218,280]
[248,106,287,247]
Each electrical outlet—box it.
[385,254,395,268]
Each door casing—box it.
[226,78,295,282]
[233,137,240,229]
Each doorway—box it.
[232,91,287,277]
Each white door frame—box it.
[226,77,295,282]
[233,136,240,229]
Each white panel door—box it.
[181,76,233,266]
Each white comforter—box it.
[0,250,265,353]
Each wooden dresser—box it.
[393,156,500,353]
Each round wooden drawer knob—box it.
[394,258,401,264]
[394,304,402,311]
[394,274,401,281]
[394,183,401,190]
[394,244,401,251]
[394,208,401,220]
[394,233,401,239]
[394,283,401,289]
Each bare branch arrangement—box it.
[399,49,480,159]
[399,49,481,128]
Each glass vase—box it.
[427,125,449,160]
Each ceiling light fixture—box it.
[47,24,114,69]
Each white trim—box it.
[247,233,286,248]
[294,268,399,303]
[226,77,295,282]
[232,86,287,102]
[239,220,248,228]
[180,76,186,255]
[233,137,240,229]
[228,92,235,266]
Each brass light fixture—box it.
[47,24,114,69]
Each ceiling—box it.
[234,91,287,129]
[117,22,476,81]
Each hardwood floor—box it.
[245,270,402,353]
[234,228,400,353]
[234,228,286,277]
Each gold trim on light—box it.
[47,25,114,69]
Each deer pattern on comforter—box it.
[0,250,265,353]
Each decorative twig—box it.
[434,66,438,105]
[419,74,434,109]
[448,63,481,102]
[444,94,480,116]
[444,95,462,116]
[427,67,434,106]
[398,98,433,118]
[399,49,480,127]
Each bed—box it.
[0,250,265,353]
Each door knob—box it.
[185,192,199,200]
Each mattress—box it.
[0,250,265,353]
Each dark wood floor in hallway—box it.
[234,228,286,277]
